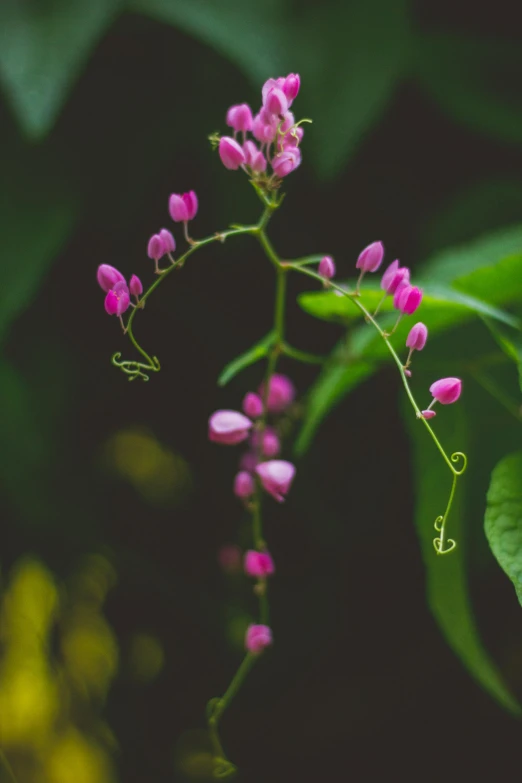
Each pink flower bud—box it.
[279,111,295,133]
[283,73,300,103]
[218,544,242,575]
[262,77,285,102]
[159,228,176,253]
[168,194,189,222]
[380,259,410,295]
[226,103,254,132]
[421,409,436,419]
[243,141,267,173]
[147,233,166,261]
[264,87,288,116]
[208,410,253,445]
[239,450,259,474]
[251,427,281,458]
[394,284,423,315]
[406,322,428,351]
[244,550,275,578]
[97,264,125,293]
[243,392,263,418]
[356,241,385,273]
[245,623,273,654]
[272,148,301,178]
[318,256,335,279]
[104,281,130,316]
[259,373,295,414]
[234,470,255,499]
[429,378,462,405]
[281,126,304,149]
[252,113,277,144]
[219,136,246,170]
[129,274,143,298]
[255,460,296,502]
[182,191,198,221]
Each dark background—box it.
[1,1,522,781]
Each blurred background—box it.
[1,0,522,781]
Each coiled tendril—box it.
[111,352,160,382]
[432,451,468,555]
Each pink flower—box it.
[356,241,384,273]
[243,140,267,173]
[380,260,410,295]
[259,373,295,414]
[282,73,300,103]
[421,410,436,419]
[97,264,125,292]
[264,87,289,117]
[104,281,130,316]
[250,427,281,458]
[406,322,428,352]
[147,231,171,261]
[129,274,143,299]
[429,378,462,405]
[245,623,273,654]
[261,77,285,103]
[318,255,335,280]
[234,470,255,499]
[226,103,254,132]
[244,550,275,578]
[243,392,263,419]
[252,113,277,144]
[239,450,259,474]
[393,284,423,315]
[280,126,304,150]
[272,147,301,178]
[219,136,246,170]
[159,228,176,253]
[169,191,198,222]
[208,410,253,445]
[256,460,296,502]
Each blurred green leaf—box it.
[485,452,522,607]
[295,356,375,455]
[218,330,275,386]
[453,254,522,308]
[404,393,521,715]
[130,0,288,82]
[297,0,411,177]
[415,32,522,147]
[0,0,121,138]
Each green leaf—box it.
[415,32,522,148]
[485,452,522,606]
[404,395,521,715]
[129,0,288,83]
[452,254,522,309]
[297,0,411,177]
[218,331,275,387]
[0,0,121,138]
[295,356,376,455]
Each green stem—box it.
[282,343,325,364]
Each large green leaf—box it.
[415,32,522,148]
[295,357,376,455]
[485,452,522,607]
[129,0,288,83]
[404,395,521,714]
[296,0,411,178]
[218,330,275,386]
[0,0,121,138]
[452,255,522,308]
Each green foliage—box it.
[485,452,522,607]
[0,0,121,137]
[218,330,275,386]
[404,391,521,715]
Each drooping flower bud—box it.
[129,274,143,299]
[243,140,267,173]
[282,73,300,103]
[104,281,130,317]
[255,460,296,502]
[208,410,253,445]
[234,470,255,499]
[159,228,176,253]
[318,255,335,280]
[272,147,301,178]
[281,126,304,150]
[252,113,277,144]
[261,77,285,102]
[279,111,295,133]
[242,392,263,419]
[182,191,198,221]
[244,550,275,579]
[380,259,410,295]
[264,87,289,117]
[259,373,295,414]
[97,264,125,293]
[429,377,462,405]
[406,322,428,352]
[421,410,436,419]
[226,103,254,132]
[251,427,281,458]
[219,136,246,170]
[245,623,273,654]
[393,284,423,315]
[356,241,385,273]
[169,191,198,223]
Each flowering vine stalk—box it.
[97,72,467,777]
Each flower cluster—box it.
[96,264,143,326]
[218,74,303,184]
